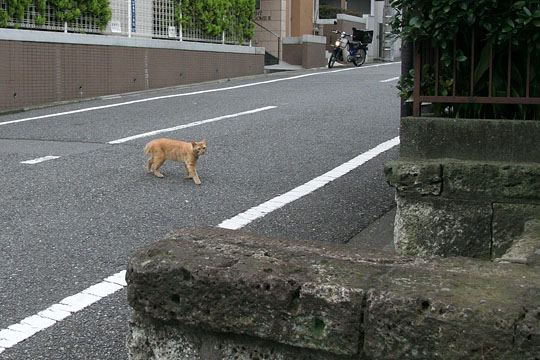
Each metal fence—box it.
[1,0,249,45]
[2,1,103,33]
[412,31,540,117]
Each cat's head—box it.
[191,140,207,156]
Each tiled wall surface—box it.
[282,42,326,69]
[0,40,264,112]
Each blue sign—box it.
[131,0,136,32]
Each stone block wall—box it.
[126,228,540,359]
[386,117,540,259]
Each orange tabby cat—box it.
[144,138,207,185]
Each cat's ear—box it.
[201,139,206,144]
[191,141,196,147]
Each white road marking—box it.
[108,106,276,144]
[0,271,126,352]
[380,76,400,83]
[20,156,61,164]
[0,62,400,127]
[218,136,400,229]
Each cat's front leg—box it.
[184,163,192,179]
[192,172,201,185]
[186,163,201,185]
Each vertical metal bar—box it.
[127,0,131,38]
[470,29,475,96]
[435,47,439,96]
[400,37,414,117]
[507,39,511,97]
[488,44,493,97]
[526,52,531,98]
[452,39,457,96]
[413,42,421,116]
[278,37,281,62]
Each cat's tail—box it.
[144,142,152,155]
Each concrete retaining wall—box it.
[0,29,265,113]
[282,35,326,69]
[126,228,540,359]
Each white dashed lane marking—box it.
[108,106,277,144]
[20,156,61,164]
[380,76,400,83]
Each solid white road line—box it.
[0,137,400,353]
[0,271,126,353]
[20,156,61,164]
[108,106,277,144]
[218,136,400,229]
[380,76,400,83]
[0,62,400,127]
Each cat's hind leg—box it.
[145,157,153,173]
[150,156,166,178]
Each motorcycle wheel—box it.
[328,53,336,69]
[354,49,367,67]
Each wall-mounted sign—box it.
[255,10,271,21]
[110,21,121,33]
[131,0,136,32]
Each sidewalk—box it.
[347,207,396,254]
[264,61,304,73]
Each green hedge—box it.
[176,0,255,43]
[391,0,540,119]
[0,0,111,30]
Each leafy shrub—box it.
[0,0,111,30]
[391,0,540,119]
[176,0,255,43]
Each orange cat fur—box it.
[144,138,207,185]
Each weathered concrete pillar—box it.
[126,228,540,359]
[386,117,540,259]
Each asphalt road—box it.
[0,62,401,359]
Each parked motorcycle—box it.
[328,28,373,68]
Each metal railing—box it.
[1,0,251,45]
[412,30,540,117]
[2,2,103,33]
[253,21,280,65]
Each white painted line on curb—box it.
[0,62,400,127]
[380,76,400,83]
[108,106,277,144]
[0,136,400,353]
[0,270,127,352]
[218,136,400,230]
[20,156,60,164]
